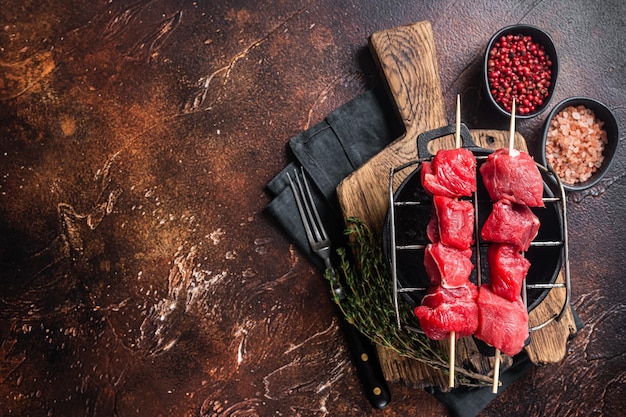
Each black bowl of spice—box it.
[539,97,619,191]
[483,25,558,119]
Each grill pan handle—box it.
[416,123,483,159]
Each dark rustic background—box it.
[1,1,624,416]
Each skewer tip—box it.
[449,331,456,388]
[455,95,461,149]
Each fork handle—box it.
[338,314,391,409]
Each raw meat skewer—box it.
[496,97,516,392]
[414,95,479,389]
[479,98,544,210]
[493,98,515,394]
[450,94,461,388]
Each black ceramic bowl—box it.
[539,97,619,191]
[483,25,559,119]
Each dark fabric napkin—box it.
[265,84,581,415]
[266,85,403,270]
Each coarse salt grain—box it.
[545,105,607,185]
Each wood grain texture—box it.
[370,21,445,138]
[337,21,446,232]
[336,21,577,388]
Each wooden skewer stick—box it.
[448,94,463,388]
[455,94,461,149]
[492,348,501,393]
[493,98,517,394]
[508,98,516,154]
[449,331,456,387]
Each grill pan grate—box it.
[385,126,570,335]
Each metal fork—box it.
[287,166,391,409]
[287,167,342,298]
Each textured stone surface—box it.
[0,1,624,416]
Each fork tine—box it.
[293,170,321,243]
[297,167,328,242]
[290,167,337,280]
[287,171,315,245]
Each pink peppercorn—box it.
[487,34,553,115]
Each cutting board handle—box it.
[369,21,446,138]
[416,123,481,159]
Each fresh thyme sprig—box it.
[327,217,497,384]
[328,218,443,358]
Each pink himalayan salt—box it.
[545,105,608,184]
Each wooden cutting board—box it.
[336,21,578,387]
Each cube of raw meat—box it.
[424,242,474,288]
[479,148,544,207]
[421,148,477,198]
[481,200,540,251]
[413,283,479,340]
[488,243,531,301]
[433,195,475,250]
[475,285,529,356]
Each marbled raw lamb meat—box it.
[421,148,477,198]
[432,195,474,250]
[481,199,540,251]
[475,285,529,356]
[413,283,479,340]
[479,148,544,207]
[423,242,474,288]
[488,243,531,302]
